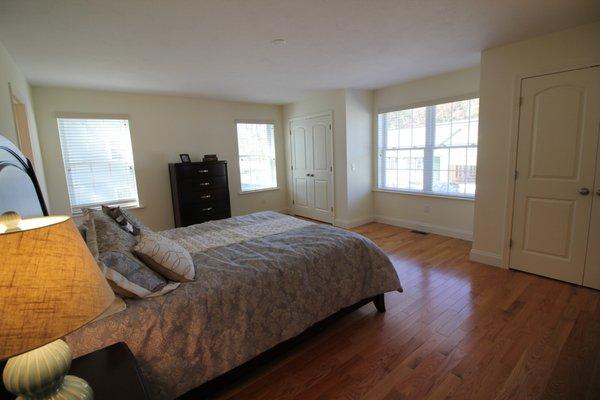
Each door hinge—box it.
[519,97,523,107]
[292,200,295,205]
[331,206,334,212]
[289,129,292,135]
[514,170,518,180]
[291,165,293,171]
[330,166,333,172]
[329,124,332,130]
[509,239,513,248]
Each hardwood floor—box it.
[214,222,600,400]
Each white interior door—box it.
[510,66,600,285]
[290,114,333,223]
[583,138,600,290]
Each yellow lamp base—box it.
[2,339,93,400]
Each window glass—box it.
[236,122,277,192]
[378,97,479,197]
[57,118,139,212]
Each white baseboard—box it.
[469,249,503,267]
[333,215,375,229]
[373,214,473,241]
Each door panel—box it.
[510,66,600,285]
[290,114,333,223]
[293,128,307,170]
[314,180,329,211]
[312,123,328,171]
[522,197,574,259]
[295,178,308,206]
[529,86,584,179]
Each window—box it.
[377,97,479,197]
[57,117,139,212]
[236,122,277,192]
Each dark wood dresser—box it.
[169,161,231,227]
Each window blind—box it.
[236,122,277,192]
[57,117,140,212]
[377,98,479,198]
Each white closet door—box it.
[510,66,600,285]
[290,115,333,223]
[584,139,600,290]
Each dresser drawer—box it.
[181,204,230,223]
[181,175,227,191]
[177,163,226,179]
[181,187,228,205]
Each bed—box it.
[0,134,402,399]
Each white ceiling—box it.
[0,1,598,104]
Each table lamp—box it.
[0,212,114,399]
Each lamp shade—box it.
[0,215,114,360]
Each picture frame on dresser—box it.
[168,160,231,227]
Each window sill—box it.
[71,203,146,216]
[372,188,475,201]
[238,187,280,195]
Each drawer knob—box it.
[201,195,211,199]
[200,182,210,186]
[202,207,213,211]
[198,169,209,173]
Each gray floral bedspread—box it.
[66,212,402,399]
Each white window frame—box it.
[235,120,279,194]
[56,114,140,213]
[375,94,479,200]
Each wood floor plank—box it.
[211,223,600,400]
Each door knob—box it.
[596,189,600,196]
[306,173,310,177]
[310,174,314,177]
[579,188,590,195]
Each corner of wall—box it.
[469,248,503,268]
[0,40,49,206]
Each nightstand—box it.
[0,342,150,400]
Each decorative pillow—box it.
[84,209,137,254]
[77,222,89,241]
[121,208,151,232]
[83,209,179,298]
[102,205,141,235]
[78,218,127,316]
[133,231,195,282]
[80,217,100,259]
[98,251,179,298]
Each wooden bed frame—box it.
[0,133,387,398]
[0,134,48,217]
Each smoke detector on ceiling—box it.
[271,38,287,46]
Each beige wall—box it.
[0,40,47,199]
[283,90,350,222]
[472,21,600,266]
[372,67,480,240]
[32,86,287,230]
[345,89,374,225]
